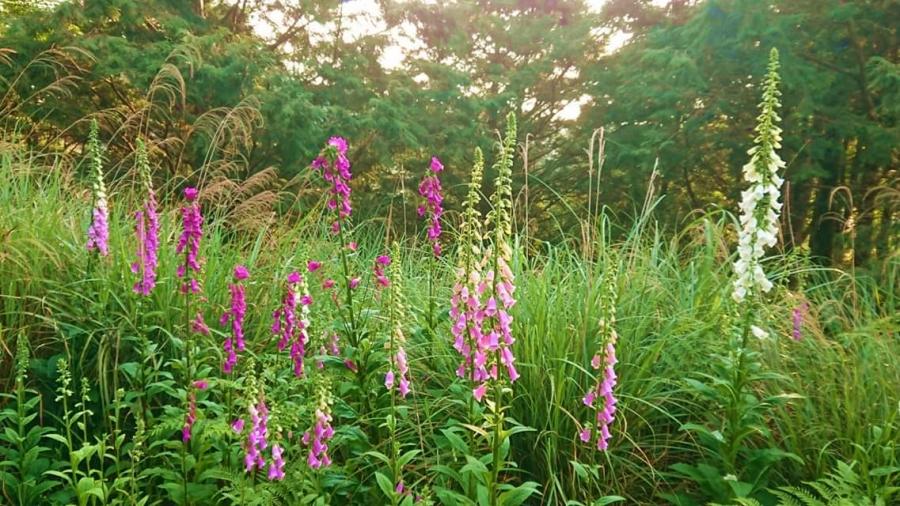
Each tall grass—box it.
[0,140,897,505]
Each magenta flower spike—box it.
[182,391,197,443]
[418,156,445,256]
[311,136,352,233]
[244,399,269,473]
[176,187,203,294]
[267,443,285,481]
[272,271,312,377]
[221,265,250,373]
[86,120,110,257]
[581,277,620,452]
[132,193,159,295]
[132,141,159,295]
[304,408,334,469]
[87,205,110,257]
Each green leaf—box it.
[363,450,392,466]
[869,466,900,477]
[499,481,540,506]
[461,455,489,476]
[375,471,395,499]
[441,428,470,453]
[593,497,626,506]
[398,449,421,468]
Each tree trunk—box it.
[808,132,845,265]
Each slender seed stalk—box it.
[336,222,358,345]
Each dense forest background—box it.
[1,0,897,266]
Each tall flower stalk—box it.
[175,186,204,506]
[419,155,445,256]
[477,112,520,402]
[684,48,792,492]
[311,137,360,346]
[419,156,445,331]
[450,148,485,383]
[176,187,204,386]
[131,139,159,295]
[221,265,250,374]
[475,113,520,506]
[732,47,785,305]
[376,243,414,504]
[381,246,411,399]
[579,265,619,451]
[272,271,312,377]
[303,378,335,470]
[85,119,109,258]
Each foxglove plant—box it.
[475,113,522,506]
[272,271,312,377]
[131,139,159,295]
[579,269,619,451]
[674,50,796,502]
[475,113,520,403]
[310,137,361,350]
[303,381,335,469]
[379,248,411,398]
[419,156,445,331]
[176,186,204,462]
[85,119,109,257]
[732,48,785,304]
[221,265,250,373]
[311,136,352,234]
[244,398,269,473]
[418,156,445,257]
[450,149,485,382]
[182,380,209,442]
[177,187,203,294]
[379,243,419,505]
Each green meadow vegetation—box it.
[1,1,898,505]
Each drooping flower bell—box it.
[176,187,203,294]
[267,443,285,481]
[85,119,110,257]
[733,48,785,303]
